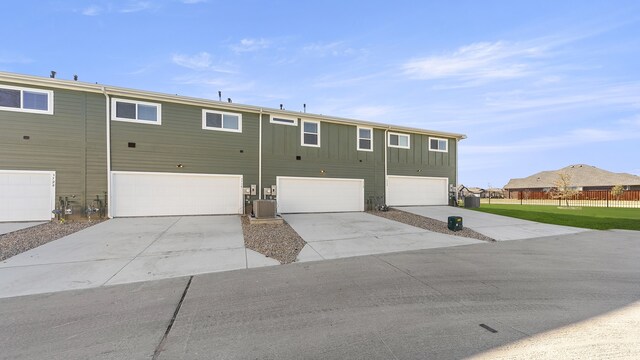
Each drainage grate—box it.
[479,323,498,333]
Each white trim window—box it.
[388,132,410,149]
[357,127,373,151]
[202,109,242,133]
[429,137,448,152]
[301,120,320,147]
[270,115,298,126]
[111,98,161,125]
[0,84,53,115]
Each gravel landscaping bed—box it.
[241,216,306,264]
[369,208,495,242]
[0,220,105,261]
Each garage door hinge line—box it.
[152,275,193,360]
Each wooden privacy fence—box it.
[506,190,640,208]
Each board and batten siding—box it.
[0,81,107,214]
[261,118,386,205]
[387,134,457,186]
[109,100,260,194]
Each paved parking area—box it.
[285,212,482,261]
[0,222,46,236]
[398,206,587,241]
[0,216,278,298]
[2,229,638,359]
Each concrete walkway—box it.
[0,216,278,298]
[398,206,587,241]
[0,222,46,236]
[285,212,482,262]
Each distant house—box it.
[504,164,640,198]
[458,185,504,199]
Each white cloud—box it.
[172,52,211,70]
[0,52,32,64]
[231,38,270,53]
[171,52,236,73]
[81,5,101,16]
[302,41,358,57]
[403,41,541,82]
[120,1,153,13]
[462,126,640,155]
[347,106,392,120]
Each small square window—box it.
[23,91,49,111]
[202,110,242,133]
[0,88,20,109]
[389,132,410,149]
[428,137,448,152]
[0,85,53,114]
[112,98,161,125]
[301,120,320,147]
[357,127,373,151]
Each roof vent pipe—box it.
[227,98,232,103]
[73,74,78,81]
[280,104,283,110]
[50,71,56,78]
[303,103,306,113]
[218,91,222,101]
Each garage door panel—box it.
[0,170,55,222]
[277,177,364,213]
[387,175,448,206]
[111,172,243,217]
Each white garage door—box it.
[387,175,448,206]
[0,170,55,222]
[276,176,364,213]
[111,171,243,217]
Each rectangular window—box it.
[111,98,161,125]
[0,85,53,115]
[301,120,320,147]
[388,132,410,149]
[357,127,373,151]
[270,115,298,126]
[202,109,242,133]
[429,137,448,152]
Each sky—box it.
[2,0,640,187]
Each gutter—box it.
[0,71,467,140]
[102,87,112,218]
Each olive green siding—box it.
[0,81,107,214]
[387,135,457,185]
[110,99,260,200]
[1,76,461,217]
[261,119,386,205]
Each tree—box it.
[611,185,624,200]
[552,172,578,207]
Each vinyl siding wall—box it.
[261,118,386,205]
[0,81,107,214]
[110,99,260,200]
[387,135,457,185]
[1,79,459,216]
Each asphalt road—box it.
[1,230,639,359]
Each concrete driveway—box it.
[285,212,482,261]
[398,206,587,241]
[0,222,46,236]
[0,216,278,298]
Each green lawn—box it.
[471,204,640,230]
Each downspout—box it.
[102,87,112,218]
[455,138,459,204]
[258,108,263,200]
[384,127,389,205]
